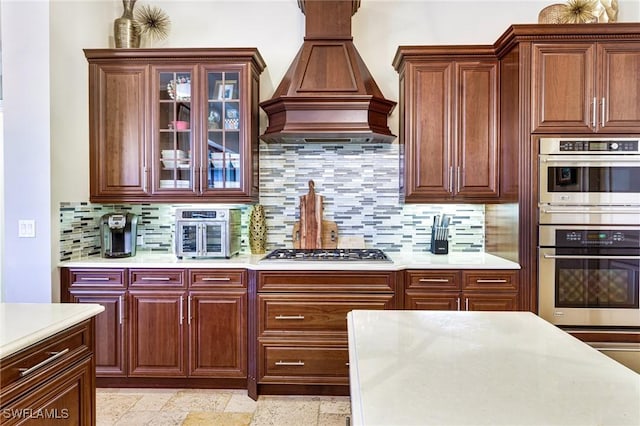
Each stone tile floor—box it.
[97,388,351,426]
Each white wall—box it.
[2,0,51,302]
[2,0,639,302]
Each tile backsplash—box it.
[59,143,484,261]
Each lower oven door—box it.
[539,247,640,326]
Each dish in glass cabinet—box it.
[167,78,191,101]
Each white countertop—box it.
[58,251,520,270]
[347,310,640,426]
[0,303,105,359]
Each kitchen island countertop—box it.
[58,251,520,270]
[0,303,105,359]
[347,310,640,425]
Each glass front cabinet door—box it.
[150,53,264,202]
[86,49,265,203]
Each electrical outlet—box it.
[18,220,36,238]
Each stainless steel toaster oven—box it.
[175,208,241,259]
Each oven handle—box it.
[543,254,640,260]
[540,208,640,214]
[540,157,640,163]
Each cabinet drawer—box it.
[129,269,186,288]
[258,271,396,292]
[462,270,518,291]
[1,320,93,407]
[260,344,349,384]
[190,269,246,289]
[1,356,93,426]
[259,294,393,337]
[67,268,125,288]
[405,271,460,290]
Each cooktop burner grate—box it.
[261,248,392,262]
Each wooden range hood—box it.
[259,0,396,144]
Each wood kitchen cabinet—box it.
[85,49,266,203]
[0,320,96,426]
[250,270,400,398]
[393,49,499,202]
[405,270,519,311]
[61,267,247,386]
[61,268,127,377]
[532,41,640,133]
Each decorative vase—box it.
[249,204,267,255]
[114,0,140,48]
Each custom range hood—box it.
[260,0,396,144]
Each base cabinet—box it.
[251,271,399,398]
[405,270,519,311]
[61,267,247,385]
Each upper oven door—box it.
[539,155,640,205]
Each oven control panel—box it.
[556,229,640,248]
[557,140,639,152]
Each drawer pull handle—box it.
[80,277,110,281]
[202,277,231,281]
[19,349,70,377]
[275,360,305,366]
[275,315,305,320]
[140,277,171,281]
[419,278,450,283]
[475,279,507,283]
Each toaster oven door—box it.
[176,221,227,258]
[176,221,200,258]
[202,222,226,257]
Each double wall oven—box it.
[538,137,640,327]
[538,137,640,371]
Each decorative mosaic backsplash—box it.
[59,143,484,261]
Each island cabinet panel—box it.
[61,267,247,385]
[393,50,499,203]
[532,41,640,133]
[0,320,96,425]
[405,270,519,311]
[251,270,399,397]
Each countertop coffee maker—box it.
[100,212,138,258]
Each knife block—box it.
[430,229,449,255]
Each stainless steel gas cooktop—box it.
[261,248,392,262]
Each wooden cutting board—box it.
[293,220,339,249]
[293,180,338,249]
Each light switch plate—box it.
[18,220,36,238]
